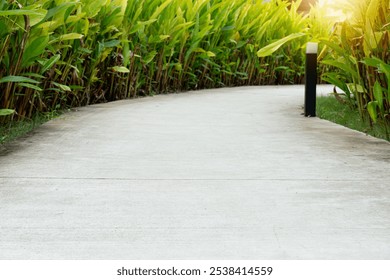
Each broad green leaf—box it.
[321,73,351,97]
[367,101,378,123]
[18,83,43,91]
[366,0,380,27]
[103,40,120,48]
[377,63,390,102]
[347,83,365,94]
[150,0,174,21]
[82,0,110,18]
[194,48,206,53]
[159,35,170,41]
[43,2,79,22]
[129,19,158,34]
[69,85,84,91]
[0,20,11,38]
[111,0,128,16]
[320,40,348,56]
[363,57,382,68]
[322,59,359,80]
[122,40,130,67]
[170,22,195,35]
[362,57,390,101]
[59,33,84,41]
[137,19,158,26]
[0,109,15,116]
[0,76,40,84]
[39,20,60,32]
[373,81,384,112]
[0,9,44,16]
[27,8,48,26]
[21,73,45,79]
[66,13,87,25]
[111,66,130,73]
[363,31,384,56]
[40,55,61,74]
[100,7,123,32]
[142,51,157,64]
[50,33,84,44]
[257,33,306,57]
[222,25,235,31]
[174,63,183,71]
[22,36,49,68]
[52,82,71,92]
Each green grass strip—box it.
[317,96,389,141]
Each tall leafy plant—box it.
[320,0,389,137]
[1,0,325,124]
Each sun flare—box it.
[317,0,354,21]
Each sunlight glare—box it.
[317,0,353,22]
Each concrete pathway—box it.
[0,85,389,259]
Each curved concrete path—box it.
[0,85,389,259]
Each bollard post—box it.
[304,42,318,117]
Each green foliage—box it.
[257,33,306,58]
[319,0,389,129]
[2,0,387,141]
[0,111,59,144]
[0,109,15,116]
[1,0,324,122]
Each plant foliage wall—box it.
[320,0,389,129]
[0,0,388,131]
[0,0,325,121]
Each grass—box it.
[0,112,60,145]
[317,96,389,141]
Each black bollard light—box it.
[304,42,318,117]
